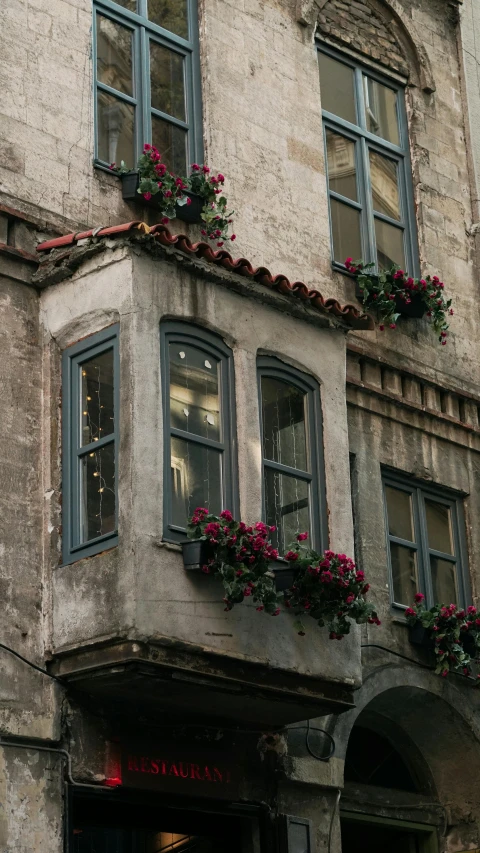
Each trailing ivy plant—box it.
[405,594,480,680]
[111,145,236,246]
[345,258,453,345]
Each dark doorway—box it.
[341,820,422,853]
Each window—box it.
[93,0,202,173]
[318,45,418,274]
[161,323,238,541]
[258,358,327,554]
[382,472,469,609]
[62,326,119,565]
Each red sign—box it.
[120,745,240,800]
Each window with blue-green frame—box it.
[93,0,202,174]
[317,44,419,275]
[62,325,119,565]
[258,357,328,555]
[382,470,469,611]
[161,322,238,542]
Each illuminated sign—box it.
[119,744,240,800]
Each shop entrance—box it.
[71,792,250,853]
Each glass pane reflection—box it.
[331,199,362,264]
[375,218,405,270]
[385,486,414,542]
[97,14,133,96]
[148,0,189,38]
[318,52,356,124]
[425,500,453,555]
[152,115,187,175]
[369,150,400,220]
[171,437,222,527]
[81,349,115,447]
[264,469,310,552]
[326,130,357,201]
[431,557,457,606]
[261,377,307,471]
[390,543,418,605]
[97,91,135,168]
[150,42,186,121]
[364,76,400,145]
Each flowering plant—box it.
[345,258,453,345]
[187,508,280,614]
[112,145,236,246]
[405,593,480,678]
[282,535,380,637]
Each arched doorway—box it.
[341,716,438,853]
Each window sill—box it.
[60,539,118,568]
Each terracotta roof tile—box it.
[36,222,373,330]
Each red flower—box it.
[285,551,298,562]
[220,509,233,521]
[273,608,280,616]
[144,143,151,151]
[297,532,308,541]
[143,192,152,201]
[231,234,236,241]
[256,605,264,611]
[405,607,416,617]
[217,173,225,182]
[202,165,210,173]
[161,216,169,225]
[186,197,192,205]
[164,190,173,198]
[414,592,425,603]
[191,163,200,171]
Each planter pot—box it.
[121,172,203,224]
[460,632,477,658]
[355,282,426,319]
[182,539,211,571]
[408,622,434,650]
[270,562,298,592]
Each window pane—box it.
[369,151,400,220]
[385,486,414,542]
[150,42,186,121]
[96,14,133,97]
[330,199,362,264]
[169,343,220,442]
[113,0,136,10]
[431,557,457,605]
[171,437,222,527]
[261,378,307,472]
[364,77,400,145]
[425,500,453,555]
[390,543,418,605]
[326,130,357,201]
[152,115,187,175]
[81,443,116,542]
[81,349,115,447]
[264,468,310,552]
[148,0,188,38]
[318,52,356,124]
[97,92,134,168]
[375,219,405,269]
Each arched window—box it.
[345,724,419,792]
[161,323,238,541]
[318,44,419,275]
[257,357,327,554]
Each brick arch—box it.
[296,0,435,92]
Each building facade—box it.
[2,0,480,851]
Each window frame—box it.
[62,325,120,566]
[317,42,419,276]
[161,322,239,543]
[257,357,328,554]
[93,0,203,173]
[381,470,469,611]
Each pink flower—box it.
[320,571,333,583]
[220,510,233,521]
[389,323,396,329]
[143,192,152,200]
[405,607,416,617]
[202,165,210,173]
[285,551,298,562]
[217,242,224,247]
[231,234,236,241]
[273,608,280,616]
[441,669,449,677]
[186,196,192,205]
[161,216,169,225]
[109,162,116,170]
[467,605,477,615]
[164,190,172,198]
[144,143,151,151]
[379,324,385,331]
[175,177,184,187]
[256,605,264,611]
[191,163,200,171]
[297,532,308,541]
[217,173,225,182]
[355,570,365,582]
[414,592,425,603]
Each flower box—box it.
[121,172,203,224]
[270,562,297,593]
[408,622,434,650]
[355,282,426,319]
[460,632,477,658]
[181,539,210,571]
